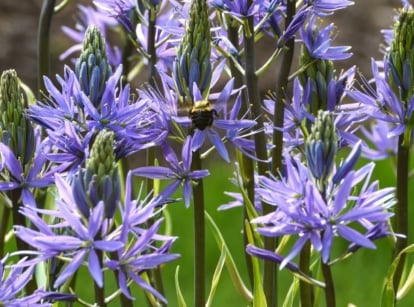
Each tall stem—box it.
[0,206,10,257]
[144,8,167,304]
[321,262,335,307]
[393,134,410,292]
[37,0,56,97]
[243,7,277,306]
[271,0,296,175]
[94,250,106,307]
[228,24,254,288]
[191,150,206,307]
[299,241,313,307]
[147,9,158,87]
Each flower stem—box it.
[321,261,336,307]
[299,241,313,307]
[243,7,276,306]
[37,0,56,97]
[228,24,254,288]
[147,8,158,86]
[144,9,167,304]
[393,134,410,291]
[191,150,206,307]
[94,250,106,307]
[271,0,296,175]
[0,206,10,257]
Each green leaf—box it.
[175,266,188,307]
[205,212,253,302]
[141,272,160,306]
[381,243,414,306]
[206,245,227,307]
[35,261,47,289]
[282,277,300,307]
[397,264,414,300]
[245,220,267,307]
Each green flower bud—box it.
[75,25,112,107]
[387,7,414,102]
[299,46,335,115]
[173,0,212,102]
[305,110,338,186]
[73,130,120,219]
[0,70,35,166]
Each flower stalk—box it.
[37,0,56,96]
[191,149,206,307]
[393,135,410,291]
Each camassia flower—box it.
[0,256,51,306]
[300,14,352,62]
[0,142,54,206]
[14,174,124,288]
[347,59,414,142]
[132,136,210,207]
[105,174,179,302]
[14,170,178,302]
[29,64,164,171]
[251,148,394,268]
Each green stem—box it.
[37,0,56,97]
[119,292,134,307]
[228,24,254,289]
[191,150,206,307]
[299,241,313,307]
[271,0,296,175]
[393,134,410,292]
[147,9,158,86]
[94,250,106,307]
[10,190,28,252]
[145,9,167,305]
[243,8,276,307]
[321,261,335,307]
[0,206,10,257]
[243,18,268,177]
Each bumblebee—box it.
[189,100,218,130]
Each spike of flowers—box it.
[75,25,112,107]
[387,7,414,103]
[73,130,120,218]
[305,110,337,186]
[173,0,212,102]
[0,69,35,166]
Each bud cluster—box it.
[75,25,112,107]
[387,7,414,102]
[0,70,35,166]
[173,0,212,102]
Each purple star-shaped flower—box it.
[132,136,209,207]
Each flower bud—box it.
[387,7,414,102]
[0,69,35,166]
[305,110,337,183]
[173,0,212,102]
[73,130,120,218]
[299,46,336,115]
[75,25,112,107]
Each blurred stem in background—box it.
[37,0,56,97]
